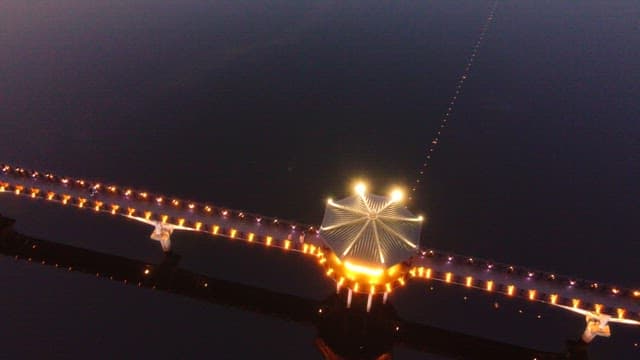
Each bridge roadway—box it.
[1,163,639,326]
[0,164,325,253]
[410,253,640,325]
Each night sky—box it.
[1,1,639,359]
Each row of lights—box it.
[408,265,636,322]
[323,270,407,295]
[420,249,640,300]
[0,179,326,260]
[408,1,499,201]
[0,164,318,236]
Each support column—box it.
[346,289,353,308]
[383,292,388,304]
[366,293,373,312]
[581,313,611,343]
[150,223,174,253]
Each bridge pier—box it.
[150,223,174,253]
[581,313,611,343]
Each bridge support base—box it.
[581,313,611,343]
[150,223,174,253]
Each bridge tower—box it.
[318,182,424,312]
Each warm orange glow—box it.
[370,285,376,294]
[572,299,581,309]
[111,204,119,215]
[417,267,424,277]
[594,304,603,314]
[172,199,179,206]
[265,236,272,246]
[634,290,640,297]
[385,283,392,293]
[507,285,515,296]
[125,189,132,196]
[78,198,87,208]
[14,186,23,195]
[161,215,168,224]
[398,277,406,286]
[486,280,494,292]
[188,203,195,209]
[387,266,398,276]
[319,257,327,264]
[195,222,202,231]
[140,192,148,199]
[177,218,185,227]
[30,189,40,198]
[246,232,255,242]
[309,245,316,255]
[528,289,537,301]
[204,206,212,213]
[127,208,135,216]
[94,201,103,211]
[465,276,473,287]
[284,240,291,250]
[326,268,334,276]
[445,272,452,283]
[144,211,152,220]
[303,244,309,253]
[344,261,384,277]
[550,294,558,305]
[143,269,150,275]
[425,268,432,279]
[337,277,345,288]
[229,228,237,238]
[617,308,626,319]
[353,283,360,292]
[47,192,55,200]
[212,225,220,235]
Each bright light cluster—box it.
[317,249,410,295]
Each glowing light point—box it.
[390,189,404,202]
[354,182,366,196]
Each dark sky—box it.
[1,0,639,358]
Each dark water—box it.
[1,1,639,358]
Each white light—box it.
[354,182,366,196]
[390,189,404,202]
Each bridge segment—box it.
[1,163,639,341]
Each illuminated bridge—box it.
[1,163,638,349]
